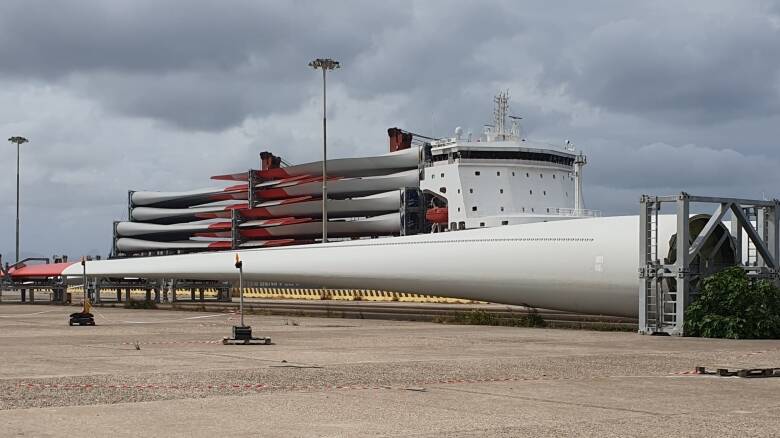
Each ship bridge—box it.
[420,91,597,231]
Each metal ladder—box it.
[643,199,679,332]
[644,201,663,331]
[745,207,759,266]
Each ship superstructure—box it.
[419,91,598,231]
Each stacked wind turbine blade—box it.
[120,147,421,253]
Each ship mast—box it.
[493,90,510,140]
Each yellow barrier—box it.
[240,287,479,304]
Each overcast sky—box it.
[1,0,780,259]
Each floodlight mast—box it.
[7,136,28,263]
[308,58,340,243]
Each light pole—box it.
[308,58,340,243]
[7,136,28,263]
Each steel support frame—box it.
[247,169,256,208]
[228,169,256,250]
[111,221,120,258]
[127,191,135,221]
[639,193,780,336]
[0,261,10,300]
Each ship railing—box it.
[550,208,601,217]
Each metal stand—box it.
[69,258,95,327]
[223,256,271,345]
[639,193,779,335]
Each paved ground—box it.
[0,304,778,437]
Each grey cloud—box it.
[67,70,307,131]
[587,142,780,190]
[553,4,780,124]
[0,0,410,130]
[2,0,780,257]
[0,1,402,78]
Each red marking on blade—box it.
[207,222,232,230]
[275,195,314,205]
[243,217,312,228]
[239,208,270,219]
[8,262,75,279]
[256,188,290,200]
[207,242,232,249]
[276,176,322,187]
[194,213,222,219]
[240,228,271,238]
[223,183,249,192]
[265,174,313,185]
[194,232,231,238]
[240,239,303,248]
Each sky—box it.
[1,0,779,259]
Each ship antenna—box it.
[508,115,522,139]
[493,90,510,139]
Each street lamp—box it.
[308,58,340,243]
[7,136,28,263]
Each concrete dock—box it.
[0,304,778,437]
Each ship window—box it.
[566,192,568,197]
[500,206,504,212]
[475,171,481,176]
[499,189,504,194]
[439,187,446,194]
[469,188,474,194]
[531,208,535,212]
[457,207,461,212]
[457,189,461,194]
[522,207,526,212]
[496,171,501,176]
[432,150,574,165]
[480,222,485,227]
[546,208,550,213]
[472,206,478,211]
[512,171,515,176]
[553,174,556,179]
[526,172,530,177]
[431,174,435,179]
[543,190,546,196]
[440,173,444,178]
[501,220,509,225]
[540,173,543,178]
[529,190,533,195]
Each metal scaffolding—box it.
[639,193,779,335]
